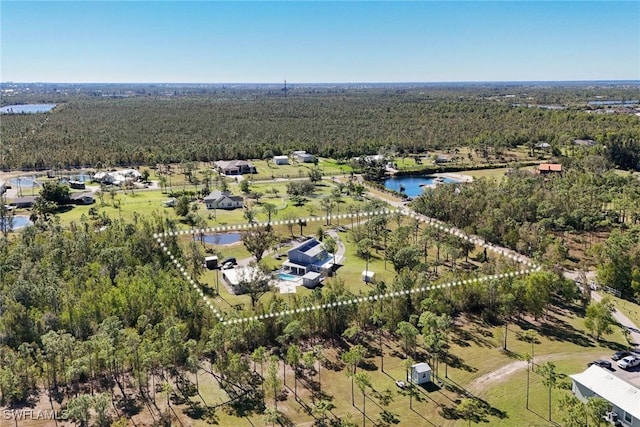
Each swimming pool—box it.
[279,273,301,281]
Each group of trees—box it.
[2,86,639,171]
[591,228,640,299]
[411,157,640,272]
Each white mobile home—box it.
[570,365,640,427]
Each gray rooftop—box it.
[570,365,640,420]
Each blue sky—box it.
[1,1,638,83]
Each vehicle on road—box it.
[588,360,612,370]
[617,356,640,370]
[612,350,632,361]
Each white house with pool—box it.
[281,238,339,288]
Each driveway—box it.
[592,291,640,348]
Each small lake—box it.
[198,232,242,245]
[1,215,32,231]
[8,176,40,188]
[384,175,459,198]
[0,104,57,114]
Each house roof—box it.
[204,190,242,203]
[71,192,94,200]
[204,190,225,201]
[9,196,36,205]
[303,271,322,280]
[283,260,308,270]
[274,155,288,160]
[303,244,325,258]
[570,365,640,419]
[412,363,432,373]
[215,160,254,170]
[539,163,562,172]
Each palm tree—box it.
[286,344,301,401]
[354,372,371,426]
[538,361,558,421]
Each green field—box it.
[141,296,628,427]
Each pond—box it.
[0,104,57,114]
[384,175,460,198]
[198,232,242,245]
[1,215,32,231]
[7,176,40,188]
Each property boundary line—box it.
[153,209,540,325]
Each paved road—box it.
[592,291,640,348]
[363,180,640,343]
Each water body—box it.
[1,216,32,231]
[199,232,242,245]
[279,273,300,281]
[59,173,92,182]
[0,104,57,114]
[8,176,40,188]
[384,175,460,198]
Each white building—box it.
[293,151,314,163]
[222,265,274,294]
[410,363,432,385]
[273,155,289,165]
[570,365,640,427]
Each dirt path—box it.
[467,353,573,393]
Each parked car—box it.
[612,350,632,361]
[221,261,235,270]
[395,380,407,389]
[617,356,640,370]
[588,360,612,370]
[221,257,237,266]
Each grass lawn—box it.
[463,167,511,180]
[155,295,626,427]
[606,294,640,335]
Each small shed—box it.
[204,256,218,270]
[302,271,322,288]
[273,155,289,165]
[361,270,375,283]
[410,363,432,385]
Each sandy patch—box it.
[433,172,474,182]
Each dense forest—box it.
[0,202,580,422]
[411,158,640,298]
[1,83,639,425]
[1,84,639,170]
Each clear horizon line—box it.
[2,79,639,85]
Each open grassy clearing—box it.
[108,297,627,427]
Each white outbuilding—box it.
[361,270,375,283]
[410,363,432,385]
[273,155,289,165]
